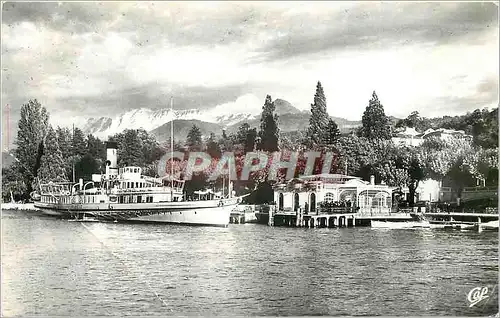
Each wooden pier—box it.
[269,210,357,228]
[266,208,498,228]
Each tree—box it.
[14,99,50,197]
[87,134,106,160]
[55,127,74,179]
[235,123,257,153]
[236,123,251,145]
[406,149,427,206]
[378,145,426,206]
[473,108,498,149]
[257,95,280,152]
[137,129,165,164]
[395,111,431,132]
[75,154,100,181]
[476,148,498,186]
[2,166,27,202]
[333,135,376,177]
[306,81,330,146]
[446,156,476,201]
[37,126,69,183]
[72,127,87,157]
[359,91,391,139]
[119,129,144,167]
[244,127,257,153]
[186,125,203,151]
[323,118,340,145]
[206,132,222,159]
[56,127,72,159]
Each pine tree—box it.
[120,129,144,167]
[14,99,49,197]
[306,81,330,146]
[257,95,280,152]
[245,128,257,153]
[235,123,257,153]
[323,118,340,145]
[359,91,391,140]
[186,125,203,151]
[236,123,251,145]
[37,126,69,183]
[207,132,222,159]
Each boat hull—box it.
[34,198,240,227]
[126,204,233,227]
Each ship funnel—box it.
[370,175,375,185]
[106,141,118,177]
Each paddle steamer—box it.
[33,141,240,227]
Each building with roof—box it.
[421,128,472,141]
[392,127,472,147]
[392,127,424,147]
[273,173,396,215]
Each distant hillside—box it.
[149,112,363,143]
[150,119,223,142]
[273,98,302,115]
[226,112,361,135]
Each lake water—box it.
[2,209,498,316]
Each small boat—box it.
[371,212,431,229]
[478,220,499,231]
[371,220,431,229]
[429,222,476,230]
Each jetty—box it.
[267,207,413,228]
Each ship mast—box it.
[170,96,174,200]
[72,124,75,183]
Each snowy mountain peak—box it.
[80,96,301,139]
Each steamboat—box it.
[33,141,241,227]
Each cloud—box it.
[2,2,117,33]
[256,2,498,61]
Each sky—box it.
[1,1,499,145]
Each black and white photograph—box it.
[1,1,499,316]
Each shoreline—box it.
[1,203,39,211]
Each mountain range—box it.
[82,98,362,142]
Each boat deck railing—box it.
[113,187,183,194]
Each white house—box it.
[421,128,472,141]
[392,127,424,147]
[392,127,473,147]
